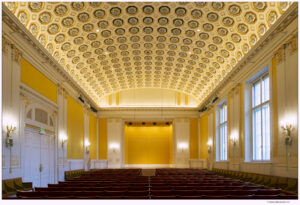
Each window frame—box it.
[216,101,228,161]
[251,72,270,161]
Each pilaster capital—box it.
[2,35,11,53]
[57,83,64,96]
[20,93,32,108]
[11,44,22,64]
[274,46,285,64]
[83,106,90,115]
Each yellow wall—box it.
[67,96,84,159]
[98,119,107,159]
[272,56,278,158]
[21,57,57,103]
[200,113,209,159]
[89,113,97,160]
[190,118,199,159]
[125,125,173,164]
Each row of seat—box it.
[2,178,32,197]
[64,169,85,181]
[15,168,298,199]
[212,168,298,194]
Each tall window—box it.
[252,74,270,161]
[219,103,227,161]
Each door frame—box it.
[20,86,58,185]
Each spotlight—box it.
[153,122,157,126]
[128,122,132,125]
[212,97,219,103]
[78,96,85,103]
[166,122,170,125]
[198,107,207,112]
[142,122,146,125]
[90,106,97,113]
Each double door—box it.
[23,127,55,187]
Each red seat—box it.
[151,195,177,199]
[255,189,281,195]
[228,195,254,199]
[104,191,125,196]
[195,190,217,196]
[151,190,173,196]
[123,196,149,199]
[126,191,148,196]
[202,195,228,199]
[253,195,280,199]
[176,195,203,199]
[278,195,298,199]
[173,190,196,196]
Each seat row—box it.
[212,168,298,194]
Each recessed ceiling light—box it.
[96,29,99,32]
[197,29,201,32]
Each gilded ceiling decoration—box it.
[4,2,292,106]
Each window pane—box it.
[253,108,262,160]
[220,106,224,123]
[262,103,270,160]
[220,124,227,161]
[262,76,269,102]
[224,104,227,121]
[220,125,224,160]
[252,81,261,107]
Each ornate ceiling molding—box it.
[2,4,98,109]
[3,2,294,108]
[200,2,298,108]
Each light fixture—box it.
[109,143,120,153]
[281,124,293,145]
[231,135,238,146]
[6,125,16,147]
[85,139,90,154]
[207,139,212,154]
[60,134,67,167]
[61,134,68,148]
[177,142,188,152]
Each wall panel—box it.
[190,118,199,159]
[98,119,107,159]
[21,58,57,103]
[200,113,208,159]
[89,113,97,160]
[125,125,172,164]
[67,96,84,159]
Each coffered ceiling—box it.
[4,2,292,106]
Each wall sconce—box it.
[61,135,67,148]
[231,135,238,147]
[6,125,16,147]
[109,143,120,153]
[85,140,90,154]
[177,142,188,152]
[207,139,212,154]
[281,124,293,145]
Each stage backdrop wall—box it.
[125,124,173,164]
